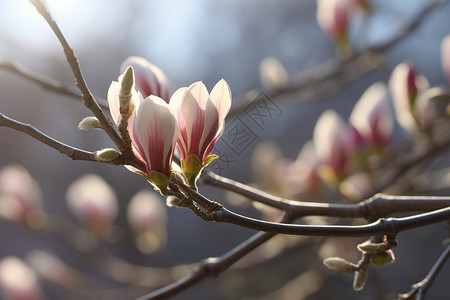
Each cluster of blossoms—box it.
[107,57,232,192]
[254,34,450,201]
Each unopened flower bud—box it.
[0,256,44,300]
[0,164,44,228]
[94,148,120,162]
[370,250,395,266]
[66,174,118,236]
[120,66,134,97]
[353,267,368,291]
[259,57,288,91]
[357,240,387,253]
[323,257,358,272]
[120,56,170,102]
[27,250,75,288]
[78,116,102,130]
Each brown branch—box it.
[227,0,448,118]
[398,246,450,300]
[0,58,109,107]
[203,171,450,219]
[170,180,450,236]
[0,112,146,172]
[137,213,293,300]
[28,0,126,151]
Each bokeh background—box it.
[1,0,450,299]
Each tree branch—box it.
[28,0,126,152]
[398,246,450,300]
[0,112,146,172]
[0,58,108,107]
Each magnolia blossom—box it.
[66,174,118,234]
[0,256,44,300]
[0,164,43,227]
[170,79,232,184]
[120,56,170,102]
[127,190,167,254]
[350,82,394,149]
[284,141,322,197]
[317,0,351,45]
[108,69,179,190]
[389,62,429,132]
[442,35,450,86]
[313,110,350,181]
[259,57,289,91]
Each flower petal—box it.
[120,56,170,102]
[210,79,232,122]
[134,96,179,175]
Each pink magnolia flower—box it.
[442,35,450,86]
[389,62,429,132]
[317,0,351,46]
[284,141,323,197]
[350,82,394,149]
[66,174,118,235]
[313,110,351,182]
[0,257,44,300]
[127,190,167,254]
[0,164,44,227]
[108,69,179,191]
[170,79,232,185]
[120,56,170,102]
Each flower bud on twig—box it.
[323,257,358,272]
[78,116,102,130]
[94,148,120,162]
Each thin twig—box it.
[137,213,293,300]
[398,246,450,300]
[28,0,127,152]
[0,112,146,172]
[0,59,109,107]
[203,172,450,219]
[172,179,450,236]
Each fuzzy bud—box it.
[259,57,289,91]
[78,116,102,130]
[120,66,134,97]
[357,240,387,253]
[353,267,368,291]
[323,257,358,272]
[370,250,395,266]
[94,148,120,162]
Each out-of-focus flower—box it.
[317,0,351,47]
[0,164,45,228]
[108,69,179,191]
[171,80,232,185]
[442,35,450,86]
[389,62,429,133]
[350,82,394,150]
[339,172,372,201]
[27,250,76,289]
[314,110,351,183]
[284,141,323,197]
[317,0,371,58]
[259,57,289,91]
[66,174,118,236]
[120,56,170,102]
[251,141,285,195]
[127,190,167,254]
[0,256,44,300]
